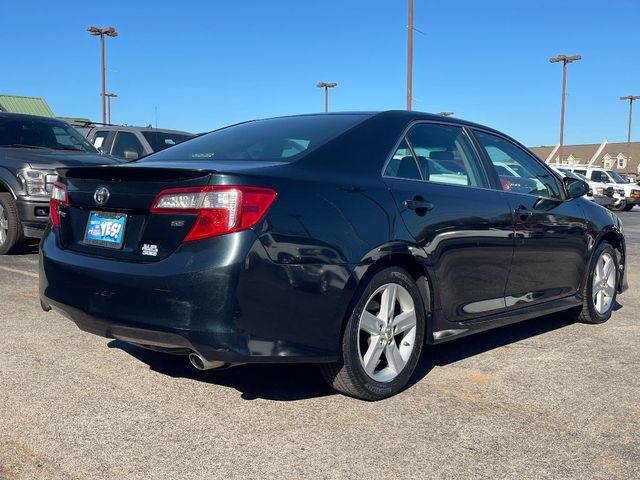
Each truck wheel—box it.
[622,204,634,211]
[610,200,627,212]
[0,193,27,255]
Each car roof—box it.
[90,125,193,136]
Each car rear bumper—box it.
[39,228,353,364]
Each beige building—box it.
[529,142,640,181]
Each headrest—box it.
[429,150,453,161]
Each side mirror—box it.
[564,177,589,199]
[122,150,139,161]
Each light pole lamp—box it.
[105,92,118,124]
[620,95,640,168]
[549,54,581,163]
[316,82,337,112]
[87,26,118,124]
[438,111,454,117]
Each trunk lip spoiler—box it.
[56,165,217,181]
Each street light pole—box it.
[316,82,337,112]
[105,93,118,124]
[549,54,581,163]
[87,26,118,124]
[406,0,413,111]
[620,95,640,168]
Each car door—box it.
[472,129,588,307]
[383,122,514,323]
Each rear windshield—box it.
[142,131,194,152]
[139,114,370,162]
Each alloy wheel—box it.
[358,283,417,383]
[0,204,8,246]
[592,251,616,315]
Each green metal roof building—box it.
[0,94,55,117]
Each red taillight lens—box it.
[49,182,68,228]
[151,186,276,242]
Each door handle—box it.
[515,205,533,221]
[405,196,434,215]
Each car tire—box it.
[574,241,619,324]
[0,193,27,255]
[319,267,426,400]
[610,200,627,212]
[622,204,634,211]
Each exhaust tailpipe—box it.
[188,352,226,371]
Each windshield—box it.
[140,114,370,162]
[0,117,98,152]
[607,170,627,184]
[142,131,194,152]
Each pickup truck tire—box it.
[0,193,26,255]
[622,204,634,211]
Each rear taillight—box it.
[151,186,277,241]
[49,182,68,228]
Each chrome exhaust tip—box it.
[188,352,225,371]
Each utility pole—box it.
[316,82,337,112]
[620,95,640,169]
[87,26,118,124]
[406,0,414,110]
[549,54,581,163]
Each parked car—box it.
[83,126,194,160]
[551,167,614,208]
[569,166,640,211]
[40,111,628,400]
[0,113,121,254]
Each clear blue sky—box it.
[2,0,639,146]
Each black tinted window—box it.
[405,124,486,187]
[140,114,369,162]
[112,132,144,159]
[142,131,194,152]
[384,138,422,180]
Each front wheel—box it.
[622,204,634,211]
[0,193,26,255]
[574,242,619,324]
[609,200,627,212]
[320,267,426,400]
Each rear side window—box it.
[141,114,370,162]
[385,123,486,187]
[475,130,561,199]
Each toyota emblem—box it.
[94,186,110,206]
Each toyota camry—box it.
[39,111,628,400]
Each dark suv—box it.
[0,113,121,254]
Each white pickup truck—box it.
[567,166,640,211]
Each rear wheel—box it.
[574,242,618,324]
[320,267,425,400]
[0,193,26,255]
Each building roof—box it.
[529,142,640,177]
[0,94,55,117]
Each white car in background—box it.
[551,167,615,209]
[568,166,640,211]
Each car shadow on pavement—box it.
[107,309,591,402]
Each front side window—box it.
[590,171,608,183]
[111,132,144,159]
[386,123,486,187]
[474,130,561,199]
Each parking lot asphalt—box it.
[1,213,639,480]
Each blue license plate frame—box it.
[84,211,127,249]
